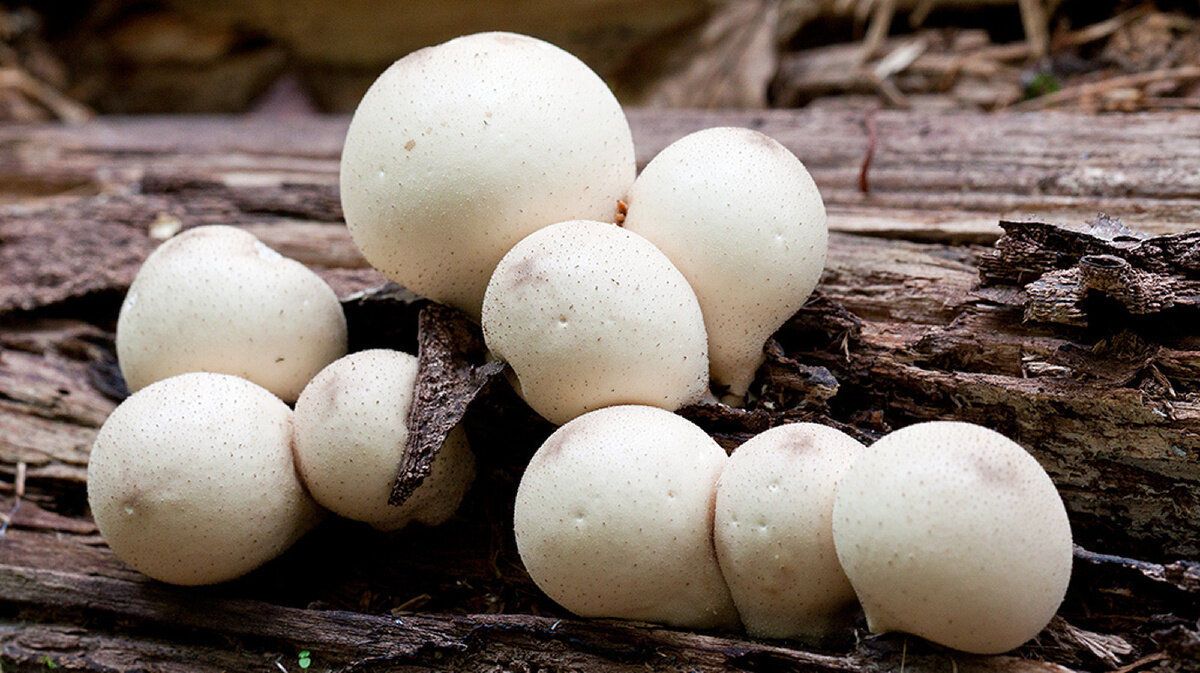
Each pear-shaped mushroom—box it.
[292,349,474,531]
[116,225,348,403]
[87,372,323,585]
[513,405,739,629]
[340,31,636,320]
[481,220,710,425]
[622,127,827,401]
[714,423,865,642]
[832,421,1073,654]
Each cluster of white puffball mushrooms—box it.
[86,30,1074,655]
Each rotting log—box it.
[0,528,1156,673]
[3,110,1200,672]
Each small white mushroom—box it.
[832,421,1073,654]
[713,423,865,642]
[339,31,636,320]
[292,349,474,531]
[622,127,827,401]
[86,372,323,586]
[513,405,739,629]
[116,225,348,403]
[481,220,710,425]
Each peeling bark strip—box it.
[390,304,505,506]
[979,216,1200,325]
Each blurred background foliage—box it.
[1,0,1198,121]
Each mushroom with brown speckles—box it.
[339,31,636,320]
[714,423,865,642]
[481,219,710,425]
[292,349,475,531]
[87,372,323,585]
[116,225,348,404]
[832,421,1073,654]
[622,127,827,402]
[513,405,739,629]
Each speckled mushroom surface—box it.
[714,423,865,642]
[481,220,710,426]
[622,127,828,399]
[339,31,636,320]
[832,421,1074,654]
[513,405,739,629]
[86,373,323,586]
[116,225,348,404]
[292,349,475,531]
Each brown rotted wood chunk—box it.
[389,303,505,507]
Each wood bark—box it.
[2,109,1200,671]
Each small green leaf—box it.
[1025,72,1061,99]
[298,650,312,669]
[39,655,58,669]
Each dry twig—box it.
[1012,65,1200,110]
[0,66,90,123]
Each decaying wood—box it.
[0,528,1095,673]
[979,216,1200,325]
[390,304,505,506]
[3,110,1200,316]
[3,110,1200,672]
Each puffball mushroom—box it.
[513,405,739,629]
[292,349,474,531]
[86,372,323,586]
[339,31,636,320]
[714,423,865,642]
[481,219,710,425]
[116,225,348,404]
[622,127,828,400]
[832,421,1073,654]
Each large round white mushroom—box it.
[832,421,1073,654]
[87,372,323,586]
[116,225,348,404]
[481,220,710,425]
[292,349,475,531]
[622,127,827,401]
[714,423,865,641]
[513,405,739,629]
[339,31,636,320]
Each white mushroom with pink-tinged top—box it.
[513,405,739,629]
[481,219,710,426]
[832,421,1073,654]
[292,349,475,531]
[714,423,865,642]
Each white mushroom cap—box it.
[832,421,1073,654]
[339,31,636,320]
[622,127,827,399]
[116,225,348,403]
[513,405,739,629]
[292,349,475,531]
[86,372,323,586]
[481,220,710,425]
[714,423,865,641]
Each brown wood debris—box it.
[979,215,1200,326]
[389,304,505,506]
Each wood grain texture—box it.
[3,110,1200,672]
[0,532,1081,673]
